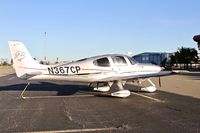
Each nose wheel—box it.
[139,78,157,92]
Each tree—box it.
[0,58,9,66]
[160,58,167,67]
[170,47,199,69]
[10,59,13,65]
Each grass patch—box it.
[64,107,73,122]
[63,100,73,122]
[117,123,129,130]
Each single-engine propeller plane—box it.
[8,41,171,98]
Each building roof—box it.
[133,52,172,57]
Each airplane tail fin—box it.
[8,41,46,79]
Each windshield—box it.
[128,57,137,65]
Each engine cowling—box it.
[141,86,157,92]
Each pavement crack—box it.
[166,105,182,112]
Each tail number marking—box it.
[48,66,81,74]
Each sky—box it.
[0,0,200,61]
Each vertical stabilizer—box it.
[8,41,46,79]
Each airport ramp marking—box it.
[0,108,45,111]
[19,127,119,133]
[131,92,163,102]
[0,74,7,77]
[8,77,16,80]
[21,94,94,99]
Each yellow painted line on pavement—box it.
[8,77,16,80]
[131,92,164,102]
[21,94,94,99]
[20,127,119,133]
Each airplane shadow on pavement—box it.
[0,82,93,97]
[0,80,150,98]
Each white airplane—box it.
[8,41,171,98]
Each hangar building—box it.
[132,52,172,65]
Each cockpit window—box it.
[93,57,110,67]
[112,56,127,66]
[128,57,137,65]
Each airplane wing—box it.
[98,71,172,82]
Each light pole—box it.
[44,32,47,63]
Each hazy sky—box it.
[0,0,200,61]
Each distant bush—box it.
[0,58,10,66]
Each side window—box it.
[112,56,127,66]
[93,57,110,67]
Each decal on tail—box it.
[8,41,46,79]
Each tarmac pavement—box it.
[0,70,200,132]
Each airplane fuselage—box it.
[28,54,161,83]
